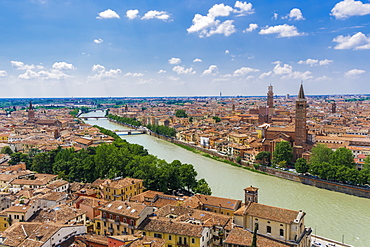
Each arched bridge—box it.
[115,129,146,135]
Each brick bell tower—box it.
[267,84,274,116]
[295,83,307,147]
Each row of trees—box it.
[256,142,370,186]
[107,114,176,138]
[108,114,142,127]
[146,124,176,137]
[29,139,211,194]
[3,125,211,195]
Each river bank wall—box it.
[108,119,370,199]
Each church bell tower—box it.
[295,84,307,147]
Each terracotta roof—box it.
[236,202,303,225]
[139,217,203,237]
[192,194,241,211]
[31,204,86,224]
[224,227,291,247]
[129,190,165,204]
[109,235,166,247]
[102,177,143,189]
[99,201,148,219]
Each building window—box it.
[267,226,271,234]
[179,236,182,244]
[192,238,195,244]
[168,235,172,240]
[154,233,162,238]
[280,229,284,237]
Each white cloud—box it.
[124,72,144,77]
[208,3,234,17]
[11,61,43,70]
[158,70,166,74]
[259,24,303,37]
[94,38,104,44]
[208,20,236,37]
[168,57,181,64]
[187,3,238,37]
[298,59,318,66]
[18,70,40,80]
[92,64,105,71]
[89,68,122,80]
[126,9,139,19]
[225,50,230,54]
[142,10,170,20]
[272,13,279,20]
[172,65,196,75]
[298,58,333,66]
[193,58,202,62]
[233,67,259,76]
[96,9,120,19]
[319,59,333,65]
[234,1,254,15]
[344,69,366,77]
[282,71,312,80]
[331,0,370,19]
[0,70,7,77]
[202,65,218,76]
[286,8,305,20]
[52,62,75,70]
[273,62,293,74]
[14,61,74,80]
[333,32,370,50]
[264,61,312,80]
[259,71,273,79]
[18,69,72,80]
[244,23,258,32]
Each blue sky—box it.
[0,0,369,97]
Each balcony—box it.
[108,227,114,233]
[101,216,107,222]
[115,220,120,225]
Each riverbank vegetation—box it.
[107,114,176,137]
[107,114,141,127]
[258,142,370,186]
[26,127,211,195]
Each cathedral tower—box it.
[295,84,307,147]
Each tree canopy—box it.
[175,109,188,118]
[295,158,309,174]
[307,144,368,186]
[29,128,211,195]
[272,141,293,165]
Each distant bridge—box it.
[80,116,107,120]
[115,129,146,135]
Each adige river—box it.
[82,111,370,246]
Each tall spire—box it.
[29,101,33,110]
[298,83,305,100]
